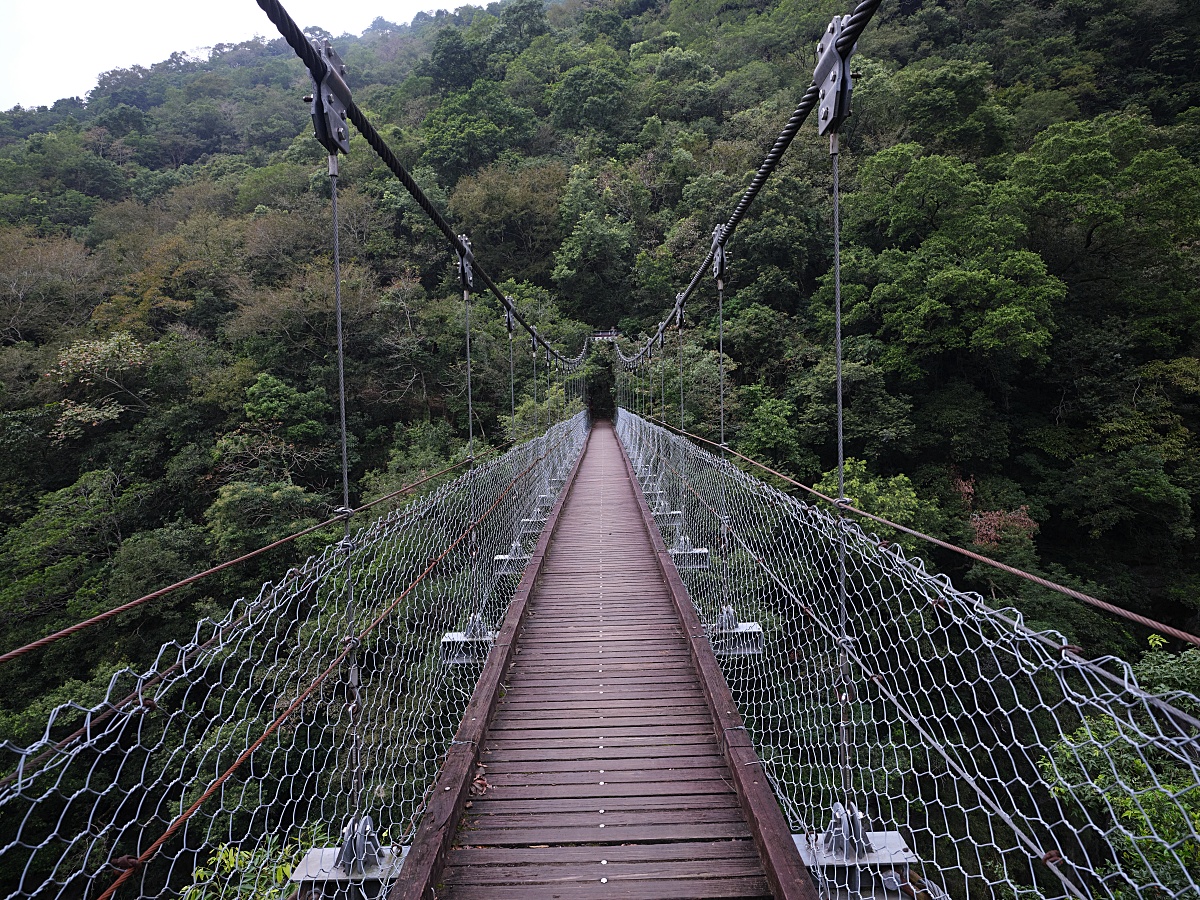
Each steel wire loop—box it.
[0,413,588,900]
[616,407,1200,900]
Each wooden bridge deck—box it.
[394,421,811,899]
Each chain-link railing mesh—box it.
[0,411,588,900]
[616,408,1200,900]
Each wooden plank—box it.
[445,841,762,866]
[440,878,771,899]
[463,793,737,814]
[461,806,748,829]
[454,821,754,846]
[443,857,766,884]
[482,766,734,786]
[479,742,719,762]
[459,779,737,801]
[479,754,728,773]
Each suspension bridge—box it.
[2,0,1199,898]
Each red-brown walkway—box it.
[393,421,811,899]
[438,422,771,898]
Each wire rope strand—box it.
[830,132,854,807]
[678,313,685,432]
[329,153,366,830]
[463,288,475,460]
[508,311,516,441]
[611,0,884,367]
[660,333,666,422]
[717,278,731,613]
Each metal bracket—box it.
[814,16,856,136]
[711,226,727,283]
[457,235,474,292]
[706,604,764,656]
[441,612,496,665]
[824,801,874,858]
[669,533,710,570]
[494,539,530,576]
[309,39,351,155]
[338,814,382,873]
[795,814,925,899]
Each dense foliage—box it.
[1,0,1198,745]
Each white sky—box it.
[1,1,447,111]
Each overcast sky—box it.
[1,1,444,111]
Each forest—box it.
[0,0,1199,749]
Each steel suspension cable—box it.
[678,311,684,431]
[253,0,584,369]
[830,131,854,810]
[615,0,884,365]
[507,309,515,441]
[328,153,368,843]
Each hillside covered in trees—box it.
[1,0,1199,738]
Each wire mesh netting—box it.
[0,411,588,900]
[616,408,1200,900]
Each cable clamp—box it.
[457,234,474,292]
[309,39,351,155]
[711,226,728,283]
[343,636,362,652]
[834,496,851,510]
[814,15,857,136]
[335,506,354,520]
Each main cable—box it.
[616,0,883,366]
[254,0,584,369]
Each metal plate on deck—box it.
[519,516,547,537]
[670,547,710,570]
[291,845,408,884]
[709,622,764,656]
[494,552,529,576]
[441,631,496,664]
[794,830,919,870]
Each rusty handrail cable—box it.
[646,415,1200,649]
[0,444,521,666]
